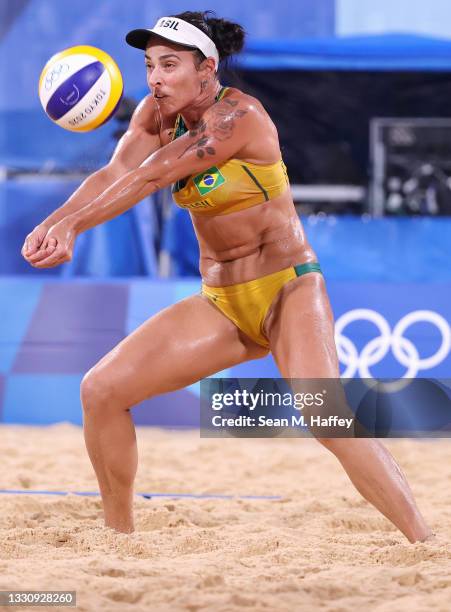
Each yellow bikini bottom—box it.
[201,262,322,348]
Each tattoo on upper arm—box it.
[177,98,248,160]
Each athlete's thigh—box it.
[86,293,268,407]
[265,273,339,378]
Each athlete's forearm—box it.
[69,167,159,234]
[42,165,122,227]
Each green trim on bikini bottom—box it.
[294,262,322,276]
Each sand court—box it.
[0,424,450,611]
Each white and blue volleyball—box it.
[39,45,123,132]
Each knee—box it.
[80,367,118,411]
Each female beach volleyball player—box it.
[22,11,433,542]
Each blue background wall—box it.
[336,0,451,38]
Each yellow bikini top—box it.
[171,86,289,216]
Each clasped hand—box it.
[21,218,78,268]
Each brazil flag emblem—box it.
[193,166,225,195]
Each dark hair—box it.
[170,10,245,64]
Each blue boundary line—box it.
[0,489,282,500]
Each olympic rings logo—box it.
[44,63,70,91]
[335,309,451,379]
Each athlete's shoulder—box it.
[203,87,268,133]
[221,87,266,115]
[203,87,265,130]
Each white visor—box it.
[126,17,220,70]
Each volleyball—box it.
[38,45,123,132]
